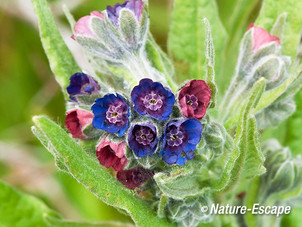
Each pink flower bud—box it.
[178,80,211,120]
[65,109,93,139]
[96,136,128,171]
[248,23,280,51]
[74,11,104,39]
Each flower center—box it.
[135,126,154,145]
[106,104,126,124]
[167,128,184,147]
[142,91,163,111]
[185,94,198,110]
[81,83,93,94]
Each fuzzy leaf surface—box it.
[32,0,81,99]
[168,0,227,82]
[32,116,173,227]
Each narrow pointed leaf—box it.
[32,0,81,99]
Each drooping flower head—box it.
[248,23,280,51]
[106,0,145,26]
[128,123,158,157]
[131,79,175,121]
[96,136,128,171]
[74,11,104,39]
[67,73,100,99]
[117,166,153,190]
[161,119,202,165]
[65,109,94,139]
[92,93,130,137]
[178,80,211,120]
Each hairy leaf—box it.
[32,116,173,227]
[217,79,266,191]
[168,0,227,82]
[256,0,302,60]
[32,0,81,99]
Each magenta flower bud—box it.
[65,109,94,139]
[248,23,280,51]
[96,136,128,172]
[74,11,104,39]
[116,166,153,190]
[178,80,211,120]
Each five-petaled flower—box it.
[117,166,154,190]
[131,78,175,121]
[92,93,130,137]
[107,0,145,26]
[178,80,211,120]
[67,73,100,100]
[96,136,128,171]
[65,109,94,139]
[248,23,280,51]
[128,123,158,157]
[161,119,203,165]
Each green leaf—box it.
[44,215,134,227]
[0,180,59,227]
[32,0,81,99]
[217,0,260,93]
[225,69,302,129]
[203,18,217,108]
[216,79,266,191]
[256,98,296,130]
[168,0,227,82]
[154,168,207,200]
[157,195,169,218]
[32,116,173,227]
[256,0,302,60]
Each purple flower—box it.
[67,73,100,100]
[178,80,211,120]
[117,166,153,190]
[161,119,202,165]
[91,94,130,137]
[128,123,158,157]
[131,79,175,121]
[106,0,144,26]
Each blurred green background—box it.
[0,0,172,222]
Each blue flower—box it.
[91,93,130,137]
[161,119,202,165]
[106,0,145,26]
[128,123,158,157]
[67,73,100,100]
[131,79,175,121]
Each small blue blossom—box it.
[106,0,144,26]
[67,73,100,100]
[128,123,158,157]
[92,93,130,137]
[131,78,175,121]
[161,119,202,165]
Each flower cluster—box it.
[63,0,213,191]
[65,73,211,189]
